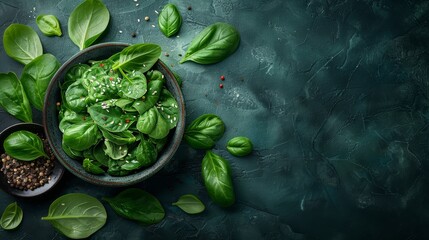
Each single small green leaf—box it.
[103,188,165,224]
[68,0,110,50]
[36,14,62,37]
[184,114,225,149]
[3,130,47,161]
[112,43,161,73]
[226,136,253,157]
[103,140,128,160]
[180,22,240,64]
[63,121,100,151]
[0,72,33,122]
[1,202,23,230]
[42,193,107,239]
[172,194,205,214]
[3,23,43,65]
[158,3,182,37]
[83,158,105,175]
[20,53,60,110]
[202,151,235,207]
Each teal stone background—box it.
[1,0,429,239]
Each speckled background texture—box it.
[1,0,429,239]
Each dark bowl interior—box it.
[43,42,185,187]
[0,123,65,197]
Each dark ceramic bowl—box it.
[43,42,185,186]
[0,123,64,197]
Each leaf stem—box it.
[118,67,132,82]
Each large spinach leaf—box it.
[3,130,47,161]
[202,151,235,207]
[158,3,182,37]
[119,71,147,99]
[3,23,43,65]
[65,80,88,112]
[0,72,32,122]
[63,121,100,151]
[112,43,161,73]
[20,54,60,110]
[68,0,110,50]
[103,188,165,224]
[180,22,240,64]
[36,14,62,37]
[88,102,135,132]
[184,114,225,149]
[0,202,23,230]
[42,193,107,239]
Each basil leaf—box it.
[226,136,253,157]
[112,43,161,73]
[172,194,205,214]
[20,54,60,110]
[0,72,32,122]
[83,158,105,175]
[0,202,23,230]
[3,23,43,65]
[42,193,107,239]
[3,130,47,161]
[158,3,182,37]
[202,151,235,207]
[63,121,101,151]
[68,0,110,50]
[103,188,165,224]
[180,22,240,64]
[36,14,62,37]
[184,114,225,149]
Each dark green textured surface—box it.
[1,0,429,239]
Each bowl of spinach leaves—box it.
[43,42,185,186]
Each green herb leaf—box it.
[119,71,147,99]
[3,130,47,161]
[83,158,105,175]
[3,23,43,65]
[184,114,225,149]
[103,188,165,224]
[63,121,101,151]
[172,194,205,214]
[0,72,32,122]
[121,139,157,170]
[103,140,127,160]
[226,136,253,157]
[42,193,107,239]
[180,22,240,64]
[88,102,135,133]
[20,54,60,110]
[158,3,182,37]
[202,151,235,207]
[68,0,110,50]
[36,14,62,37]
[112,43,161,73]
[0,202,23,230]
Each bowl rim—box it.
[42,42,186,186]
[0,122,65,197]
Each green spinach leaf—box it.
[65,80,88,112]
[172,194,205,214]
[158,3,182,37]
[103,188,165,224]
[226,136,253,157]
[88,102,135,132]
[112,43,161,73]
[21,53,60,110]
[119,71,147,99]
[83,158,105,175]
[3,23,43,65]
[121,139,157,170]
[202,151,235,207]
[68,0,110,50]
[3,130,47,161]
[36,14,62,37]
[184,114,225,149]
[63,121,101,151]
[42,193,107,239]
[132,79,163,114]
[0,202,23,230]
[100,129,136,145]
[180,22,240,64]
[0,72,32,122]
[137,107,170,139]
[103,140,127,160]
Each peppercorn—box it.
[187,6,192,10]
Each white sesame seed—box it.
[155,10,159,14]
[136,3,139,6]
[119,30,123,33]
[173,117,177,121]
[151,24,156,28]
[137,19,140,22]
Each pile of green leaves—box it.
[59,43,179,176]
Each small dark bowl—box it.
[0,123,65,197]
[43,42,185,186]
